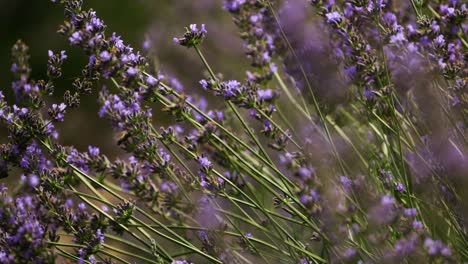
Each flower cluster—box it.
[173,24,207,48]
[0,186,56,263]
[224,0,283,83]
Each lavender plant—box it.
[0,0,467,263]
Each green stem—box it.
[266,1,347,175]
[193,46,281,171]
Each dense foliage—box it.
[0,0,467,263]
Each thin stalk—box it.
[98,249,131,264]
[104,244,159,264]
[56,247,90,264]
[150,87,300,200]
[266,1,347,175]
[193,46,279,166]
[276,71,368,170]
[39,139,219,263]
[155,81,298,191]
[129,224,291,256]
[169,137,327,260]
[274,71,311,119]
[72,183,218,263]
[67,186,172,261]
[214,200,271,264]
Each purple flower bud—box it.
[390,32,407,44]
[200,24,207,34]
[431,21,440,33]
[90,16,104,30]
[434,35,445,47]
[224,0,246,11]
[88,146,100,157]
[199,79,209,90]
[404,208,418,217]
[28,174,39,187]
[343,248,357,259]
[95,228,105,245]
[20,157,29,169]
[189,24,198,33]
[407,42,418,52]
[24,84,32,93]
[340,176,352,191]
[424,238,443,255]
[381,195,395,206]
[325,12,342,24]
[126,67,138,77]
[197,155,212,169]
[146,76,157,87]
[296,167,313,181]
[65,199,73,209]
[100,51,111,62]
[441,247,451,257]
[60,50,67,61]
[438,58,447,69]
[142,38,151,50]
[412,220,423,230]
[198,231,209,242]
[269,63,278,73]
[49,103,66,122]
[257,89,274,101]
[250,14,262,24]
[383,12,397,26]
[69,32,82,45]
[395,182,405,192]
[78,203,86,211]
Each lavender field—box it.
[0,0,467,263]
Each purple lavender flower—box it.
[340,176,353,191]
[220,80,242,100]
[88,146,100,157]
[394,235,417,257]
[325,12,342,24]
[424,238,442,255]
[96,229,105,244]
[100,50,112,62]
[78,203,86,211]
[224,0,246,12]
[296,167,314,182]
[381,195,395,206]
[383,12,397,27]
[69,32,82,45]
[434,35,446,47]
[28,174,39,187]
[126,67,138,77]
[48,103,67,122]
[395,182,405,192]
[146,75,158,87]
[174,24,207,48]
[412,220,423,230]
[199,79,209,90]
[404,208,417,218]
[257,89,275,102]
[389,32,407,44]
[196,155,213,174]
